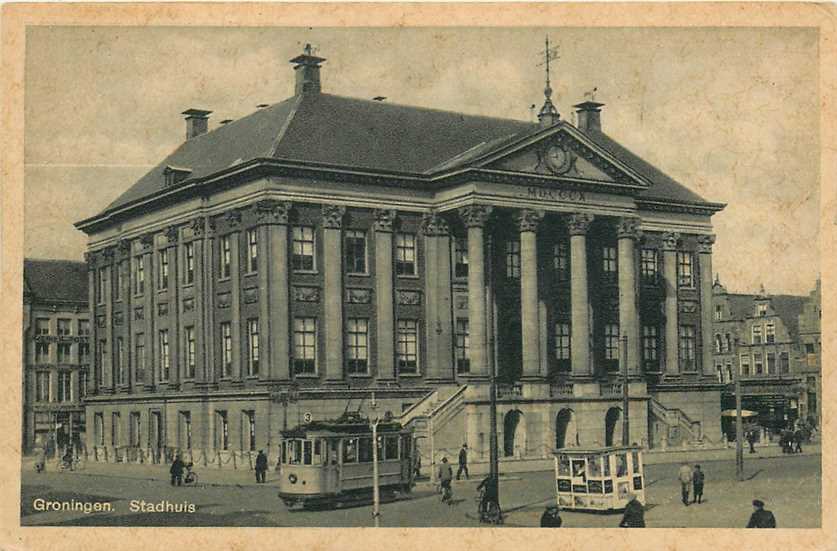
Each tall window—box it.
[219,235,231,278]
[397,319,419,374]
[79,341,90,364]
[754,352,764,375]
[159,330,170,382]
[114,262,124,300]
[346,318,369,375]
[780,352,790,374]
[345,230,367,274]
[111,412,121,446]
[184,241,195,284]
[454,238,469,278]
[642,325,659,366]
[765,322,775,344]
[216,411,229,450]
[396,233,417,276]
[57,342,72,364]
[740,353,750,376]
[179,411,192,449]
[766,352,776,375]
[35,342,50,363]
[79,372,87,398]
[94,413,104,446]
[553,242,569,280]
[604,323,620,364]
[134,255,145,295]
[505,240,521,279]
[247,228,258,273]
[185,327,196,379]
[135,334,146,384]
[677,252,694,287]
[97,267,107,304]
[715,334,723,354]
[78,319,90,336]
[57,319,71,336]
[158,250,169,289]
[756,303,768,317]
[97,339,106,385]
[115,337,125,385]
[247,319,259,376]
[715,304,723,321]
[293,318,317,375]
[36,318,50,335]
[679,325,696,370]
[292,226,316,271]
[221,322,232,377]
[725,334,732,353]
[57,372,72,402]
[35,371,50,402]
[752,324,762,345]
[640,248,658,283]
[602,246,617,275]
[129,412,141,447]
[555,322,571,364]
[455,319,470,373]
[243,411,256,451]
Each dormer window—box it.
[756,303,768,317]
[163,165,192,187]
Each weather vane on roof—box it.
[302,43,319,56]
[536,36,560,123]
[537,36,561,96]
[584,87,599,102]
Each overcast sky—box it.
[24,26,820,295]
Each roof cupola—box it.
[290,44,326,95]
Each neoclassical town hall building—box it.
[76,47,725,467]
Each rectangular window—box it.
[766,352,776,375]
[97,267,107,304]
[677,252,694,288]
[740,353,750,376]
[765,322,775,344]
[114,263,124,300]
[57,318,71,336]
[134,256,145,295]
[346,318,369,375]
[397,319,419,374]
[115,337,125,385]
[57,342,72,364]
[135,334,146,384]
[79,372,87,398]
[679,325,696,369]
[752,324,762,345]
[57,372,72,402]
[642,325,659,363]
[604,323,620,362]
[243,411,256,452]
[553,242,569,280]
[780,352,790,374]
[159,330,170,382]
[455,319,470,373]
[602,246,617,274]
[640,248,658,283]
[184,241,195,285]
[247,319,259,376]
[505,240,521,279]
[97,339,106,385]
[94,413,104,446]
[220,235,231,279]
[36,318,50,335]
[216,411,229,451]
[293,318,317,375]
[129,412,142,447]
[221,322,232,377]
[292,226,316,271]
[111,412,121,447]
[754,353,764,375]
[35,342,50,363]
[179,411,192,449]
[757,303,768,317]
[454,237,469,278]
[396,233,417,276]
[715,304,723,321]
[345,230,367,275]
[35,371,50,402]
[79,341,90,364]
[555,322,571,363]
[247,228,259,273]
[185,327,196,379]
[78,319,90,336]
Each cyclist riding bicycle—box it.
[438,457,453,504]
[476,475,500,522]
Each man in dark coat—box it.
[746,499,776,528]
[170,455,185,486]
[692,465,705,504]
[746,431,757,454]
[456,444,469,480]
[255,450,268,483]
[619,493,645,528]
[793,428,804,453]
[540,505,562,527]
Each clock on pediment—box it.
[540,144,576,175]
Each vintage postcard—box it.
[0,2,834,550]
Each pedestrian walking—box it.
[692,465,705,504]
[456,443,469,480]
[793,428,804,453]
[678,462,693,506]
[619,493,645,527]
[255,449,268,483]
[438,457,453,504]
[747,431,757,454]
[746,499,776,528]
[170,454,185,486]
[540,505,562,527]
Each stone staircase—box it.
[399,385,467,479]
[649,397,705,447]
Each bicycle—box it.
[183,463,199,485]
[476,488,503,524]
[439,480,453,505]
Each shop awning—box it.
[721,409,759,418]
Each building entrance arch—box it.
[503,410,525,457]
[555,408,578,449]
[605,407,622,446]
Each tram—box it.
[277,412,415,510]
[554,445,646,511]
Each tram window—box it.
[587,456,602,477]
[572,460,586,479]
[288,440,302,465]
[329,441,339,465]
[303,440,313,465]
[344,438,358,463]
[359,437,373,463]
[558,455,571,477]
[616,454,628,477]
[603,455,611,476]
[281,442,287,464]
[385,436,399,460]
[631,451,641,474]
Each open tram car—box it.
[277,413,415,510]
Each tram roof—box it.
[555,445,643,455]
[281,419,405,438]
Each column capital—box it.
[516,209,545,233]
[117,238,132,256]
[567,213,594,236]
[190,217,207,237]
[101,245,116,262]
[321,204,346,230]
[254,199,292,225]
[165,225,180,244]
[616,217,642,240]
[225,208,242,230]
[420,211,451,237]
[83,250,95,268]
[696,234,716,254]
[139,232,155,249]
[373,208,397,233]
[661,231,681,252]
[459,204,493,228]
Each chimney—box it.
[573,101,604,132]
[182,108,212,139]
[290,44,326,95]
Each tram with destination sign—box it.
[277,412,415,510]
[554,445,646,511]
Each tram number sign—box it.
[303,412,313,423]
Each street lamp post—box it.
[370,392,381,527]
[487,234,500,506]
[621,335,630,446]
[734,337,744,481]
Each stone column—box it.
[421,211,453,382]
[117,239,132,390]
[203,218,217,384]
[190,218,207,384]
[322,205,346,383]
[141,234,155,389]
[166,225,180,387]
[374,209,397,382]
[102,246,114,391]
[257,200,292,381]
[518,209,544,380]
[617,217,641,375]
[697,234,716,377]
[662,232,681,375]
[459,205,493,379]
[84,251,98,394]
[568,213,593,377]
[226,210,243,381]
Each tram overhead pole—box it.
[487,234,500,506]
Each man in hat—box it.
[438,457,453,504]
[457,443,469,480]
[692,464,705,504]
[678,462,693,506]
[170,454,185,486]
[619,493,645,528]
[255,449,268,483]
[540,504,563,527]
[746,499,776,528]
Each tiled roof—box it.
[98,92,715,219]
[724,293,806,341]
[23,259,88,304]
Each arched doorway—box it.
[503,410,525,457]
[605,407,622,447]
[555,409,578,449]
